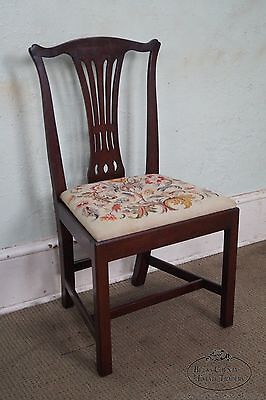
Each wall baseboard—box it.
[1,189,266,315]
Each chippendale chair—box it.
[29,37,239,376]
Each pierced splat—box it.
[74,55,125,182]
[29,37,160,194]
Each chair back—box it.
[29,37,160,195]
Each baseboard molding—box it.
[1,189,266,314]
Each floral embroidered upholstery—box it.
[60,174,236,241]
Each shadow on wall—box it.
[2,54,56,249]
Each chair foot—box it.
[97,363,113,377]
[220,318,233,328]
[131,252,150,286]
[61,289,74,309]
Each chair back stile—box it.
[30,53,67,196]
[29,38,161,196]
[146,44,160,174]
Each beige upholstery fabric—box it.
[60,174,236,241]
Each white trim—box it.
[0,238,58,261]
[1,189,266,315]
[233,189,266,204]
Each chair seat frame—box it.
[29,37,239,376]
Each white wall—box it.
[1,0,266,252]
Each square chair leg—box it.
[92,256,112,376]
[220,211,239,327]
[131,252,151,286]
[57,220,75,309]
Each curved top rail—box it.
[29,37,160,59]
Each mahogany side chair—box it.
[29,37,239,376]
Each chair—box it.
[29,37,239,376]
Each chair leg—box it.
[92,256,112,376]
[220,213,239,327]
[57,220,75,309]
[131,251,151,286]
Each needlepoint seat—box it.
[60,174,236,241]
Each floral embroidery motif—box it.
[61,174,219,223]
